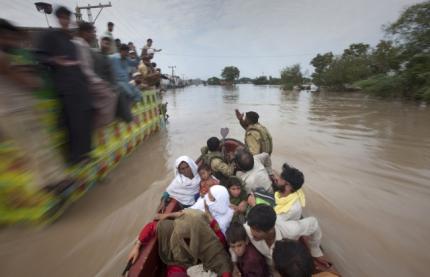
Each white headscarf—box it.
[191,185,234,235]
[166,156,201,206]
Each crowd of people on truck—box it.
[0,6,168,191]
[128,109,339,277]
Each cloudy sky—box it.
[0,0,422,79]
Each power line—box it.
[156,52,316,58]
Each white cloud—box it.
[0,0,421,78]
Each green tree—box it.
[385,1,430,57]
[221,66,240,82]
[342,43,370,58]
[207,77,221,85]
[281,64,303,90]
[310,52,333,86]
[370,40,401,74]
[252,76,269,85]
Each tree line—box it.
[207,1,429,101]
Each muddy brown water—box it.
[1,85,429,277]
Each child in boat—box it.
[226,177,248,223]
[226,222,270,277]
[273,163,305,221]
[198,164,219,198]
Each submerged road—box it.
[1,85,430,277]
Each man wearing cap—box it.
[235,110,273,155]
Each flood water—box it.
[1,84,429,277]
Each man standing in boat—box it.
[235,110,273,155]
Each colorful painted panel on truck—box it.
[0,81,164,225]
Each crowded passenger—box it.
[235,148,273,195]
[103,21,116,53]
[93,36,132,123]
[274,163,306,221]
[37,6,92,164]
[273,239,338,277]
[140,38,162,58]
[189,184,234,235]
[201,137,236,181]
[129,71,144,89]
[164,156,201,207]
[197,164,219,198]
[138,53,161,87]
[74,22,117,129]
[226,222,270,277]
[110,44,142,102]
[235,205,329,276]
[157,210,232,276]
[235,110,273,155]
[0,18,72,190]
[226,177,248,223]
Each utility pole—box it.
[168,66,176,88]
[75,2,112,23]
[168,65,176,78]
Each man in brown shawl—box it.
[157,209,232,277]
[73,22,117,129]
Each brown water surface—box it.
[1,85,429,277]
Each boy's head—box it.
[275,163,304,193]
[198,163,212,180]
[207,137,220,152]
[226,222,248,257]
[273,239,315,277]
[247,204,276,241]
[226,177,242,198]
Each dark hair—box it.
[119,44,129,51]
[78,22,94,33]
[147,38,153,43]
[197,163,211,173]
[280,163,304,192]
[226,176,242,189]
[101,36,112,42]
[151,62,157,68]
[108,22,114,26]
[226,222,247,244]
[207,137,220,151]
[0,19,19,34]
[245,111,259,124]
[235,148,254,171]
[273,239,315,277]
[55,6,72,17]
[247,204,276,232]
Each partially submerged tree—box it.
[281,64,303,90]
[221,66,240,83]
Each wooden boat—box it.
[127,138,243,277]
[126,138,340,277]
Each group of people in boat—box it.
[127,110,339,277]
[0,6,168,191]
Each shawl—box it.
[166,156,201,206]
[157,209,232,274]
[191,185,234,235]
[274,189,306,214]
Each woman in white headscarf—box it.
[190,185,234,235]
[164,156,201,207]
